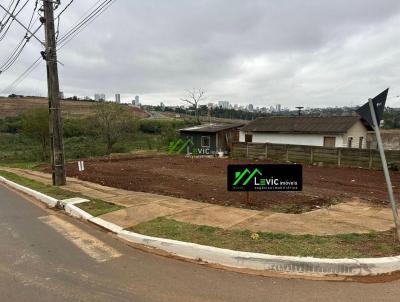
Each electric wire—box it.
[0,0,28,41]
[0,0,40,74]
[58,0,116,50]
[2,0,117,94]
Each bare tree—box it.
[181,88,206,123]
[93,102,133,155]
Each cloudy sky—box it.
[1,0,400,108]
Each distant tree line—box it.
[146,104,400,127]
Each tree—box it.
[181,88,206,124]
[20,108,50,160]
[93,102,133,154]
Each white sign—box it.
[78,160,85,172]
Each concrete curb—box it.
[117,230,400,276]
[0,176,58,208]
[2,175,400,277]
[89,217,123,233]
[59,198,94,220]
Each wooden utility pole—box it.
[43,0,66,186]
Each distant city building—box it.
[59,91,64,99]
[234,104,238,110]
[115,93,121,103]
[276,104,282,112]
[132,95,140,107]
[247,104,254,112]
[207,102,215,108]
[160,102,165,111]
[218,100,230,109]
[94,93,105,102]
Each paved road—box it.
[1,184,400,302]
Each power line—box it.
[0,24,43,73]
[2,0,117,94]
[55,0,74,40]
[0,0,18,31]
[57,0,114,45]
[55,0,75,19]
[0,0,16,26]
[0,1,43,45]
[58,0,116,50]
[1,57,41,94]
[0,1,40,74]
[0,0,28,41]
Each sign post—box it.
[357,88,400,241]
[368,98,400,241]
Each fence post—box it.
[310,147,314,165]
[246,143,249,159]
[338,149,342,167]
[265,143,268,160]
[285,145,289,162]
[369,149,373,169]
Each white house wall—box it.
[239,132,344,147]
[239,120,368,149]
[343,121,368,148]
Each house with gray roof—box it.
[180,123,244,155]
[239,116,371,148]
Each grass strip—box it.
[0,170,124,216]
[129,217,400,258]
[0,162,42,170]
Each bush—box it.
[139,120,194,134]
[64,137,106,159]
[388,162,399,171]
[0,116,22,133]
[63,119,88,138]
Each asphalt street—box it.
[1,183,400,302]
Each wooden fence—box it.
[231,142,400,170]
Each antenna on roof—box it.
[296,106,304,116]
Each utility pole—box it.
[42,0,66,186]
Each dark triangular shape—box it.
[356,88,389,128]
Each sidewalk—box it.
[2,167,395,235]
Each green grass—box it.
[129,217,400,258]
[0,170,124,216]
[75,199,124,217]
[0,161,42,169]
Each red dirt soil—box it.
[44,155,400,213]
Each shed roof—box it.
[240,116,367,134]
[180,123,244,133]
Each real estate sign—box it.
[227,164,302,192]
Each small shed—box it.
[179,123,244,155]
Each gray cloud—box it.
[1,0,400,108]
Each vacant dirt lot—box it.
[49,155,400,213]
